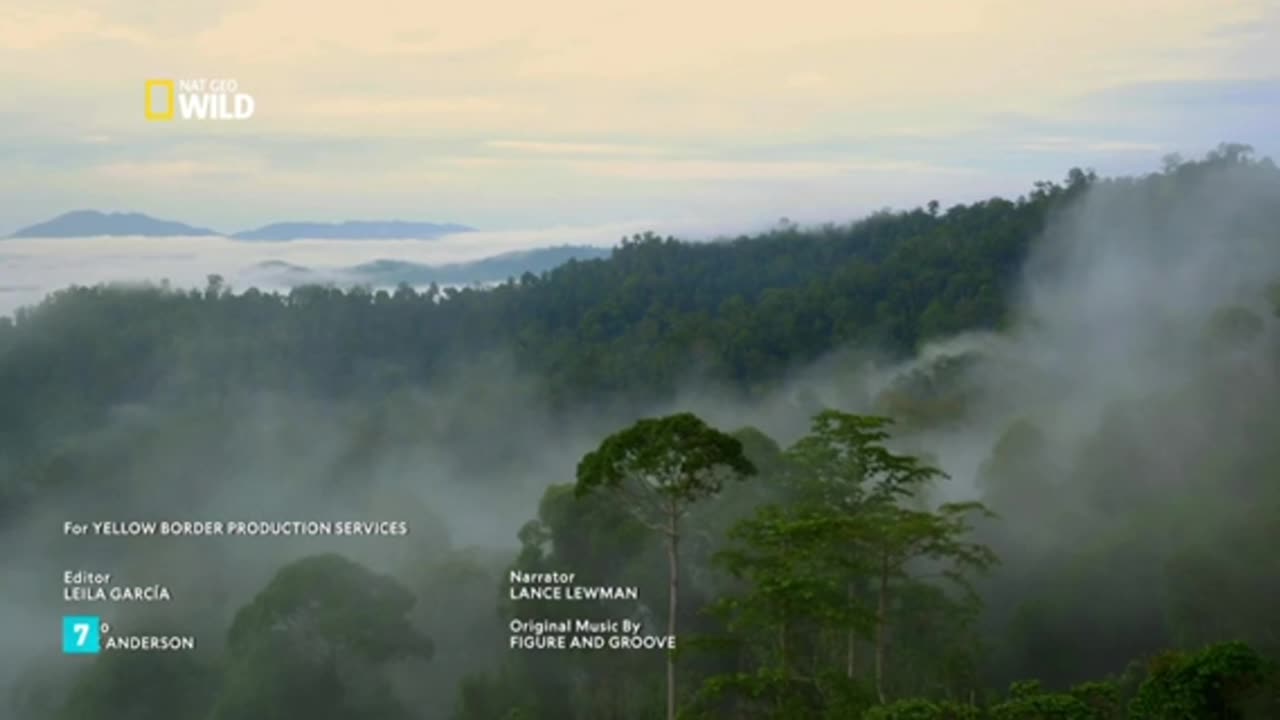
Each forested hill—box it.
[0,147,1273,436]
[5,145,1280,720]
[0,164,1073,418]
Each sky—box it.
[2,0,1279,235]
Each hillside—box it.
[0,169,1063,416]
[246,245,616,287]
[3,146,1280,720]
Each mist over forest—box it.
[2,145,1279,719]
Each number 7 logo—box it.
[62,616,101,654]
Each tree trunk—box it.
[874,552,889,704]
[779,622,788,677]
[846,581,856,679]
[666,505,680,720]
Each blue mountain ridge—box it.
[7,211,474,240]
[8,211,217,238]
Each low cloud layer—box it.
[0,217,771,316]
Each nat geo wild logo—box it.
[144,78,255,121]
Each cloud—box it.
[783,72,836,93]
[570,158,975,181]
[0,8,153,50]
[6,0,1274,136]
[1018,137,1165,153]
[0,0,1276,231]
[91,159,263,182]
[486,140,670,156]
[0,217,782,316]
[1087,76,1280,108]
[293,96,517,120]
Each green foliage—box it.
[864,698,981,720]
[731,425,790,484]
[212,633,352,720]
[0,164,1075,477]
[1206,306,1264,347]
[980,677,1127,720]
[680,668,825,719]
[576,412,757,511]
[454,664,543,720]
[537,482,651,572]
[1128,642,1278,719]
[713,504,867,632]
[575,413,756,720]
[989,692,1095,720]
[871,353,982,430]
[57,652,218,720]
[693,411,996,712]
[226,553,432,662]
[1069,680,1124,719]
[213,554,432,720]
[503,482,653,623]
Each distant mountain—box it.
[7,211,219,238]
[249,245,612,288]
[248,260,315,280]
[255,260,312,272]
[7,212,475,241]
[232,220,474,241]
[346,245,611,284]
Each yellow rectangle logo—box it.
[144,79,174,121]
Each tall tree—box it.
[859,502,996,703]
[785,411,940,687]
[785,412,995,703]
[576,412,756,720]
[691,413,997,716]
